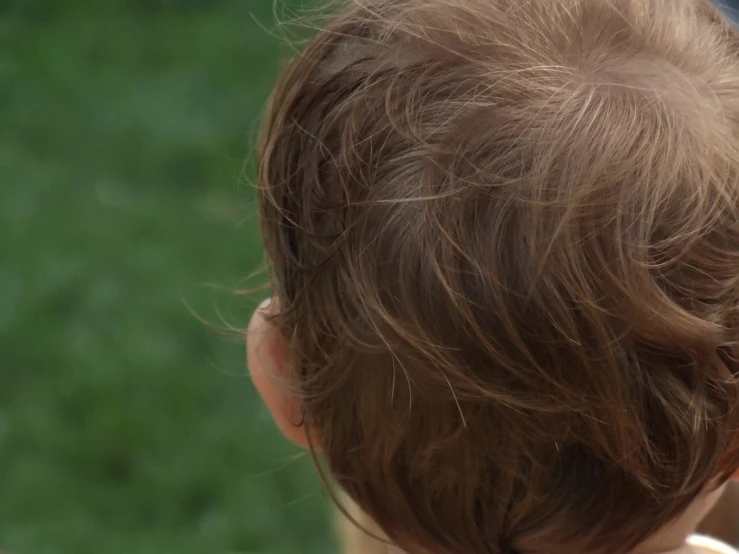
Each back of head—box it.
[257,1,739,552]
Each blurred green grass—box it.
[0,2,336,553]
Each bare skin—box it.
[699,484,739,547]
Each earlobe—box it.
[247,299,310,448]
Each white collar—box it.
[687,535,739,554]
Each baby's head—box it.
[248,1,739,552]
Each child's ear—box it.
[247,299,309,448]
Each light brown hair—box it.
[256,1,739,552]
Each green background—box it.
[0,1,336,553]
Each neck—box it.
[630,484,727,554]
